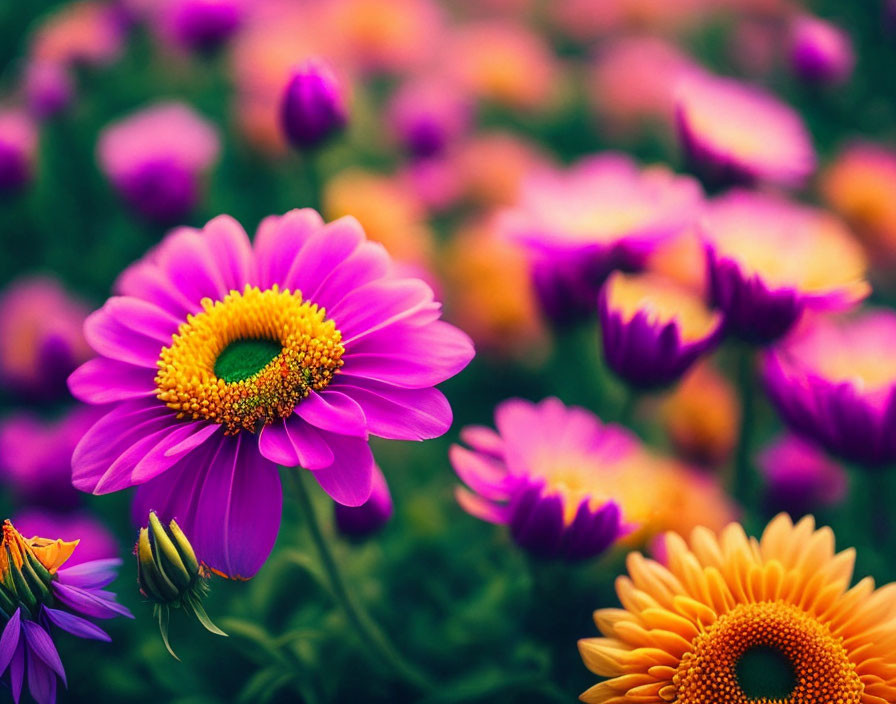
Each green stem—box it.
[868,470,892,548]
[285,469,433,693]
[617,388,638,429]
[302,152,323,213]
[733,346,755,504]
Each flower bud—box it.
[279,58,347,150]
[166,0,243,53]
[789,15,854,86]
[334,465,393,538]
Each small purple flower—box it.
[701,190,869,344]
[675,73,815,189]
[387,79,471,159]
[334,464,393,538]
[501,153,702,325]
[22,62,73,120]
[97,101,220,223]
[789,15,854,86]
[68,209,474,579]
[0,520,131,704]
[0,109,37,194]
[450,398,635,561]
[163,0,243,53]
[758,434,846,518]
[763,310,896,469]
[0,276,91,399]
[599,271,723,390]
[12,510,118,567]
[280,58,348,150]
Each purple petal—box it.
[282,216,365,300]
[22,621,65,686]
[83,298,174,368]
[309,434,374,507]
[56,559,122,590]
[449,445,511,501]
[154,228,232,307]
[310,240,391,313]
[455,487,511,525]
[295,390,368,438]
[10,639,23,703]
[201,215,255,291]
[67,358,157,404]
[25,642,57,704]
[331,278,439,345]
[52,583,133,620]
[115,257,200,319]
[43,608,110,642]
[258,417,335,469]
[253,209,324,290]
[0,609,22,676]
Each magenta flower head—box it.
[675,73,815,189]
[599,271,723,390]
[280,58,348,151]
[450,397,635,560]
[0,276,91,399]
[502,153,702,325]
[758,434,847,518]
[789,15,855,86]
[702,190,869,344]
[0,406,100,510]
[334,464,393,538]
[763,310,896,469]
[97,101,220,223]
[0,519,132,704]
[0,109,37,194]
[23,61,74,120]
[387,79,471,159]
[68,209,474,579]
[163,0,244,53]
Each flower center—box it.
[155,285,345,434]
[673,601,863,704]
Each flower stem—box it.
[285,469,433,693]
[733,345,755,504]
[303,151,323,213]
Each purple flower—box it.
[450,398,635,561]
[0,109,37,194]
[789,15,854,86]
[758,434,846,518]
[334,464,393,538]
[69,209,474,578]
[387,79,471,159]
[280,58,348,150]
[675,73,815,189]
[763,310,896,468]
[0,406,100,510]
[702,190,869,344]
[599,271,723,390]
[163,0,244,53]
[501,153,702,325]
[23,62,74,120]
[0,276,92,399]
[12,510,118,567]
[0,520,131,704]
[97,101,220,223]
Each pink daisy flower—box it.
[69,209,474,578]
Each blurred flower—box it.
[441,218,548,359]
[820,141,896,263]
[443,21,557,112]
[387,79,471,160]
[97,101,220,223]
[550,0,711,43]
[758,434,846,518]
[0,519,131,704]
[599,271,723,389]
[22,61,73,120]
[643,228,707,297]
[658,360,739,466]
[0,109,38,194]
[280,58,348,151]
[450,397,636,560]
[763,309,896,468]
[68,209,473,578]
[502,153,702,324]
[648,457,737,540]
[334,465,393,538]
[323,168,435,273]
[160,0,244,53]
[13,509,118,567]
[789,15,854,86]
[136,511,226,657]
[702,190,869,343]
[0,406,100,510]
[30,1,126,68]
[675,73,815,188]
[579,514,896,703]
[0,276,91,399]
[398,157,463,213]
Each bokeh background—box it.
[1,0,895,702]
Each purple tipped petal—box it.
[252,209,324,290]
[294,390,368,438]
[25,643,57,704]
[83,299,175,368]
[0,609,22,676]
[309,434,374,507]
[43,608,111,642]
[282,217,365,301]
[52,583,133,620]
[332,278,439,344]
[21,622,65,686]
[258,415,335,469]
[56,559,123,590]
[68,358,156,404]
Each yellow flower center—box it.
[155,285,345,434]
[673,600,862,704]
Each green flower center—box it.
[213,338,282,382]
[736,645,796,700]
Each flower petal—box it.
[22,621,65,686]
[68,358,156,404]
[43,608,111,642]
[309,434,374,507]
[56,559,123,590]
[258,417,335,469]
[25,641,57,704]
[51,583,133,619]
[253,209,324,290]
[294,390,368,438]
[0,609,21,676]
[83,298,176,368]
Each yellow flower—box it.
[578,514,896,704]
